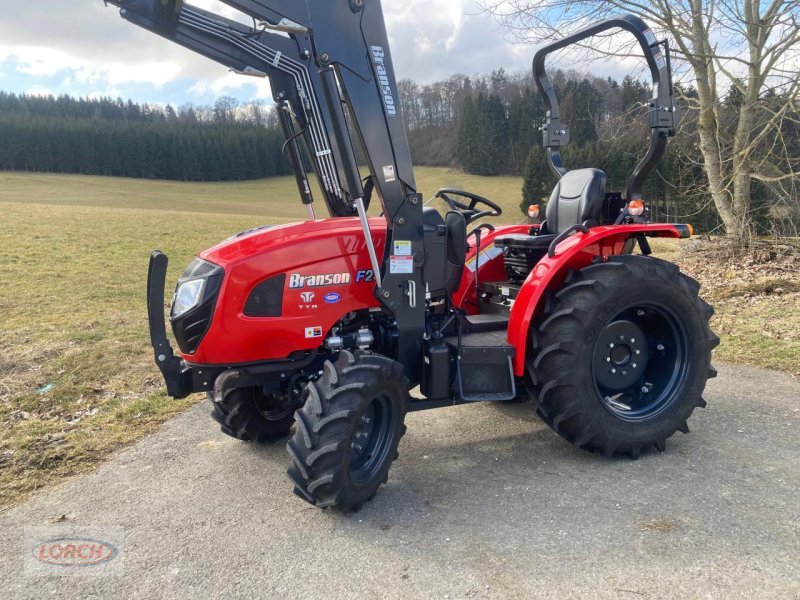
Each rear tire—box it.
[529,255,719,458]
[287,350,409,512]
[209,387,295,443]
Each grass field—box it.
[1,168,798,512]
[0,168,528,222]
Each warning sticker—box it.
[383,165,396,183]
[389,255,414,274]
[465,246,503,272]
[393,240,412,256]
[643,28,657,46]
[305,326,323,339]
[653,50,667,70]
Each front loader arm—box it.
[106,0,355,216]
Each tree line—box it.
[399,68,797,234]
[1,69,795,234]
[479,0,800,241]
[0,92,291,181]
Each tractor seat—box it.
[494,169,606,281]
[494,232,555,250]
[543,168,606,234]
[494,168,607,252]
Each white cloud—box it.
[0,0,629,104]
[188,71,272,100]
[1,44,184,88]
[385,0,532,80]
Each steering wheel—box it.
[434,188,502,224]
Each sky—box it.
[0,0,537,107]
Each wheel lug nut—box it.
[635,350,640,355]
[641,386,650,393]
[622,370,628,376]
[606,357,611,363]
[361,416,371,424]
[637,309,645,316]
[351,443,362,451]
[611,368,616,374]
[630,338,636,343]
[632,363,637,369]
[609,343,615,348]
[619,335,625,341]
[657,344,665,351]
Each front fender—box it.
[508,224,691,376]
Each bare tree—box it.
[242,99,270,127]
[481,0,800,240]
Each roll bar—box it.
[532,14,676,202]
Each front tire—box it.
[529,255,719,458]
[287,350,409,512]
[209,387,295,443]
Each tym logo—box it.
[288,272,351,289]
[371,46,397,116]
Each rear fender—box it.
[508,224,691,376]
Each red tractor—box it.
[109,0,718,511]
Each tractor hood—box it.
[201,217,387,269]
[182,217,387,365]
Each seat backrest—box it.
[545,168,606,234]
[444,211,467,295]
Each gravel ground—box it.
[0,363,797,599]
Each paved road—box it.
[1,364,798,599]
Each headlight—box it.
[172,279,206,318]
[169,258,224,355]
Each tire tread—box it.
[527,254,717,458]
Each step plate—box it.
[445,332,516,402]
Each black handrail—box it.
[547,224,590,259]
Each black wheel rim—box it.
[349,394,395,484]
[591,302,689,421]
[253,390,293,422]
